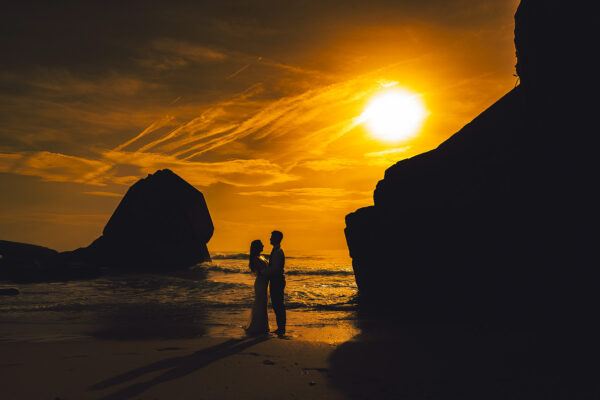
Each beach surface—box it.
[0,252,361,399]
[4,316,600,399]
[1,335,345,400]
[4,250,598,399]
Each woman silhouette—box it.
[245,239,270,335]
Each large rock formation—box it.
[345,0,593,321]
[63,169,213,270]
[1,169,213,281]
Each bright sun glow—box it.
[361,89,427,142]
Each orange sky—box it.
[0,0,519,252]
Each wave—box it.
[2,297,357,313]
[286,269,353,277]
[210,253,249,260]
[194,264,353,277]
[195,265,250,274]
[209,253,303,260]
[275,301,357,311]
[200,296,357,312]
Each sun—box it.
[360,88,427,142]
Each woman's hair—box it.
[249,239,262,272]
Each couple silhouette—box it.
[245,231,286,337]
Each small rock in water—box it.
[0,288,19,296]
[263,360,275,365]
[303,367,329,373]
[309,381,317,386]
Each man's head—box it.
[270,230,283,247]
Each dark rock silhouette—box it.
[63,169,213,270]
[0,240,77,282]
[0,169,213,282]
[0,287,20,295]
[344,0,591,321]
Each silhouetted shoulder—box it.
[258,256,268,271]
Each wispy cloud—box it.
[239,187,373,213]
[19,70,154,96]
[239,187,369,198]
[298,147,412,171]
[152,39,227,61]
[137,39,228,71]
[364,146,411,157]
[1,63,423,190]
[83,191,123,197]
[227,63,251,80]
[298,158,360,172]
[116,72,392,165]
[102,150,298,187]
[363,146,413,166]
[261,197,373,212]
[0,151,111,185]
[113,116,176,152]
[0,151,297,187]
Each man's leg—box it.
[270,277,286,333]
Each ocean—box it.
[0,251,359,344]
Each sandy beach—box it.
[5,322,600,399]
[1,335,344,400]
[0,255,360,399]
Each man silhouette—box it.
[268,230,286,336]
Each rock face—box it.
[344,0,592,320]
[0,240,102,282]
[1,169,213,281]
[63,169,214,270]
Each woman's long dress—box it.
[246,256,270,335]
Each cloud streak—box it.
[239,187,370,198]
[0,151,111,185]
[83,191,123,197]
[115,70,397,168]
[0,151,297,188]
[239,187,373,213]
[261,197,373,213]
[0,67,407,189]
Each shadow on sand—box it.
[88,298,209,341]
[90,336,269,400]
[328,316,600,399]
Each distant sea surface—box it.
[0,251,359,343]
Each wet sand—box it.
[0,335,344,400]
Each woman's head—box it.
[249,240,263,272]
[250,239,263,256]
